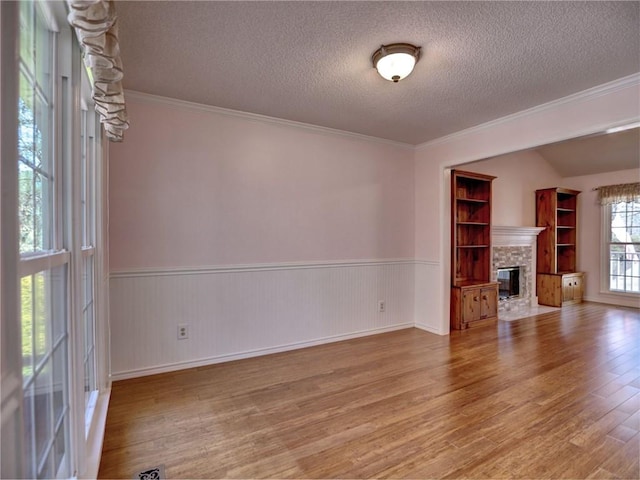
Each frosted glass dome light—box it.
[372,43,421,83]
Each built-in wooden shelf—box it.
[536,187,584,307]
[451,170,498,330]
[457,198,489,203]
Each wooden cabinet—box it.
[535,188,584,306]
[537,272,584,307]
[451,170,498,329]
[451,282,499,330]
[562,273,584,304]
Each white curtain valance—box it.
[66,0,129,142]
[597,182,640,205]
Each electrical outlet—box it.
[378,301,386,313]
[177,324,189,340]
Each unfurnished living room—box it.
[1,1,639,479]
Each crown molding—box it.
[415,72,640,151]
[123,90,415,151]
[124,73,639,153]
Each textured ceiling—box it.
[116,1,640,146]
[535,129,640,177]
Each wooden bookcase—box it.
[535,187,584,307]
[450,170,498,329]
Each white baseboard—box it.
[111,323,414,381]
[584,295,640,309]
[414,323,447,335]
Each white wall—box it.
[108,93,417,379]
[463,150,562,227]
[563,168,640,308]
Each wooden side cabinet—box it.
[451,282,499,330]
[537,272,584,307]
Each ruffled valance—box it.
[597,182,640,205]
[66,0,129,142]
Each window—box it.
[605,201,640,294]
[18,2,72,477]
[80,89,99,434]
[7,1,107,478]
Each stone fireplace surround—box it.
[492,226,545,319]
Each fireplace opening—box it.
[497,266,520,300]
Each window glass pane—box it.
[88,132,95,245]
[21,275,34,380]
[33,91,50,172]
[33,172,44,251]
[84,258,93,306]
[19,1,34,71]
[611,227,627,242]
[22,386,35,479]
[19,7,53,255]
[22,266,70,480]
[52,342,67,428]
[35,7,52,93]
[81,110,87,245]
[33,271,50,366]
[53,418,69,477]
[19,72,37,253]
[608,201,640,294]
[83,257,97,404]
[18,73,35,163]
[39,449,54,480]
[33,365,52,470]
[85,348,95,399]
[51,265,67,344]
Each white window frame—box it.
[17,2,73,477]
[601,202,640,297]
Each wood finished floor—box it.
[98,302,640,479]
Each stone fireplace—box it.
[492,226,544,318]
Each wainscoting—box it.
[414,260,445,334]
[109,260,423,380]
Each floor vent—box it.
[134,465,165,480]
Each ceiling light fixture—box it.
[372,43,421,83]
[605,122,640,134]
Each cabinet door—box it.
[480,287,497,319]
[562,276,574,302]
[572,275,584,302]
[462,288,481,323]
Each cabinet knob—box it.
[474,296,479,302]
